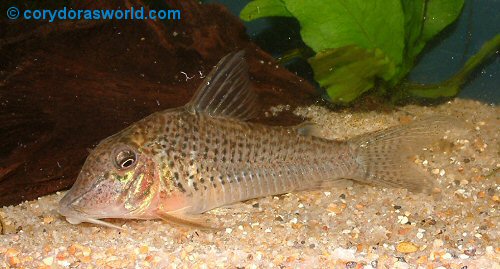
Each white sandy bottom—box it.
[1,98,499,268]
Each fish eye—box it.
[114,148,137,170]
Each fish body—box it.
[124,109,356,215]
[59,51,457,229]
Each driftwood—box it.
[0,0,317,206]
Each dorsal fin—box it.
[185,51,259,120]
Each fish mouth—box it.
[58,204,126,230]
[58,193,126,230]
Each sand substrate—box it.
[1,98,498,268]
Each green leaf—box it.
[239,0,469,104]
[401,0,426,49]
[283,0,405,66]
[309,46,395,104]
[390,0,464,86]
[240,0,293,21]
[392,0,464,86]
[397,0,426,83]
[389,0,427,86]
[421,0,465,42]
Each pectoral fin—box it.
[154,208,221,231]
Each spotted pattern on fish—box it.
[141,109,356,214]
[58,51,460,229]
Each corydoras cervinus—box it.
[59,51,462,229]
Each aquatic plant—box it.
[241,0,500,104]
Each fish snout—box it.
[58,192,84,224]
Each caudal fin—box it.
[348,116,466,192]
